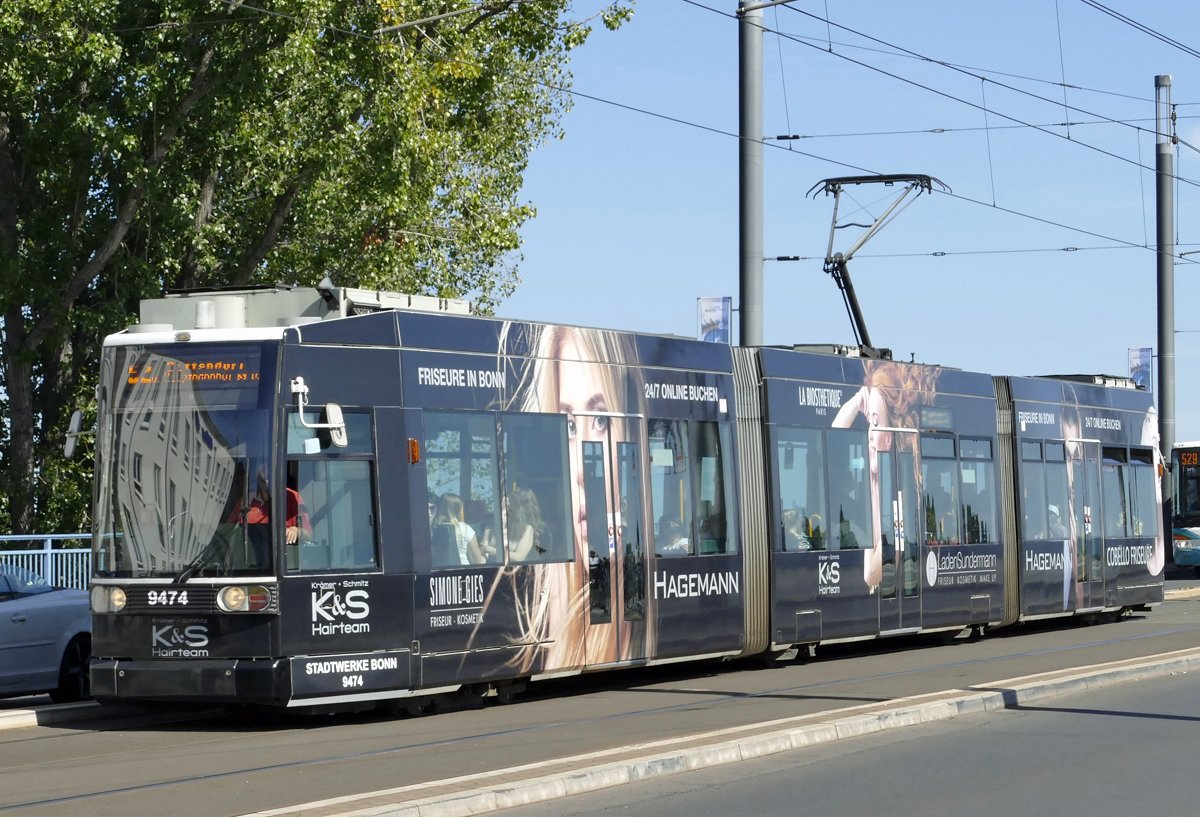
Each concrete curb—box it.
[0,701,224,733]
[1165,586,1200,600]
[0,701,105,732]
[243,647,1200,817]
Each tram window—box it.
[827,428,872,550]
[960,459,997,545]
[288,411,373,455]
[959,438,992,460]
[920,435,955,460]
[1021,460,1049,540]
[1103,446,1128,464]
[1101,460,1130,538]
[650,419,692,557]
[775,427,827,552]
[500,413,573,564]
[1044,461,1070,540]
[690,421,737,555]
[923,457,960,545]
[1129,456,1159,537]
[289,459,377,571]
[1021,441,1043,461]
[425,412,502,568]
[1045,442,1066,462]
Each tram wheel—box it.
[402,698,433,717]
[925,629,962,646]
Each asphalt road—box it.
[3,598,1200,817]
[505,652,1200,817]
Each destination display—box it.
[108,342,270,414]
[126,356,260,387]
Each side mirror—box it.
[325,403,348,448]
[291,377,347,446]
[63,409,84,459]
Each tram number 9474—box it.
[148,589,188,606]
[342,675,364,689]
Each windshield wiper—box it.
[173,540,220,584]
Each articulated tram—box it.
[88,286,1165,709]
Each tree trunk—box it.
[233,169,308,286]
[3,306,35,534]
[178,167,218,289]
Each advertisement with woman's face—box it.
[505,324,650,670]
[408,318,740,677]
[833,361,941,592]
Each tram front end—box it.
[89,333,293,706]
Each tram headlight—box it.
[90,586,126,613]
[217,585,270,613]
[218,585,248,612]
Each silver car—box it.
[0,564,91,702]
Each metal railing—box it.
[0,535,91,590]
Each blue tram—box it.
[87,286,1165,708]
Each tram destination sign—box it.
[126,354,260,388]
[112,343,269,411]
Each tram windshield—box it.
[93,342,275,579]
[1175,446,1200,527]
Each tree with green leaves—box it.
[0,0,632,535]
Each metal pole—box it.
[738,1,764,347]
[1156,75,1176,547]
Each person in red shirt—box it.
[246,473,312,566]
[284,478,312,544]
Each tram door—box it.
[1075,442,1105,607]
[878,449,921,632]
[579,414,648,665]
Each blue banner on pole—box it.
[1128,347,1152,390]
[697,297,731,344]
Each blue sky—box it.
[501,1,1200,441]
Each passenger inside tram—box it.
[251,470,313,569]
[506,487,547,561]
[1047,504,1069,539]
[782,508,818,551]
[656,516,690,556]
[475,517,501,564]
[431,492,486,565]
